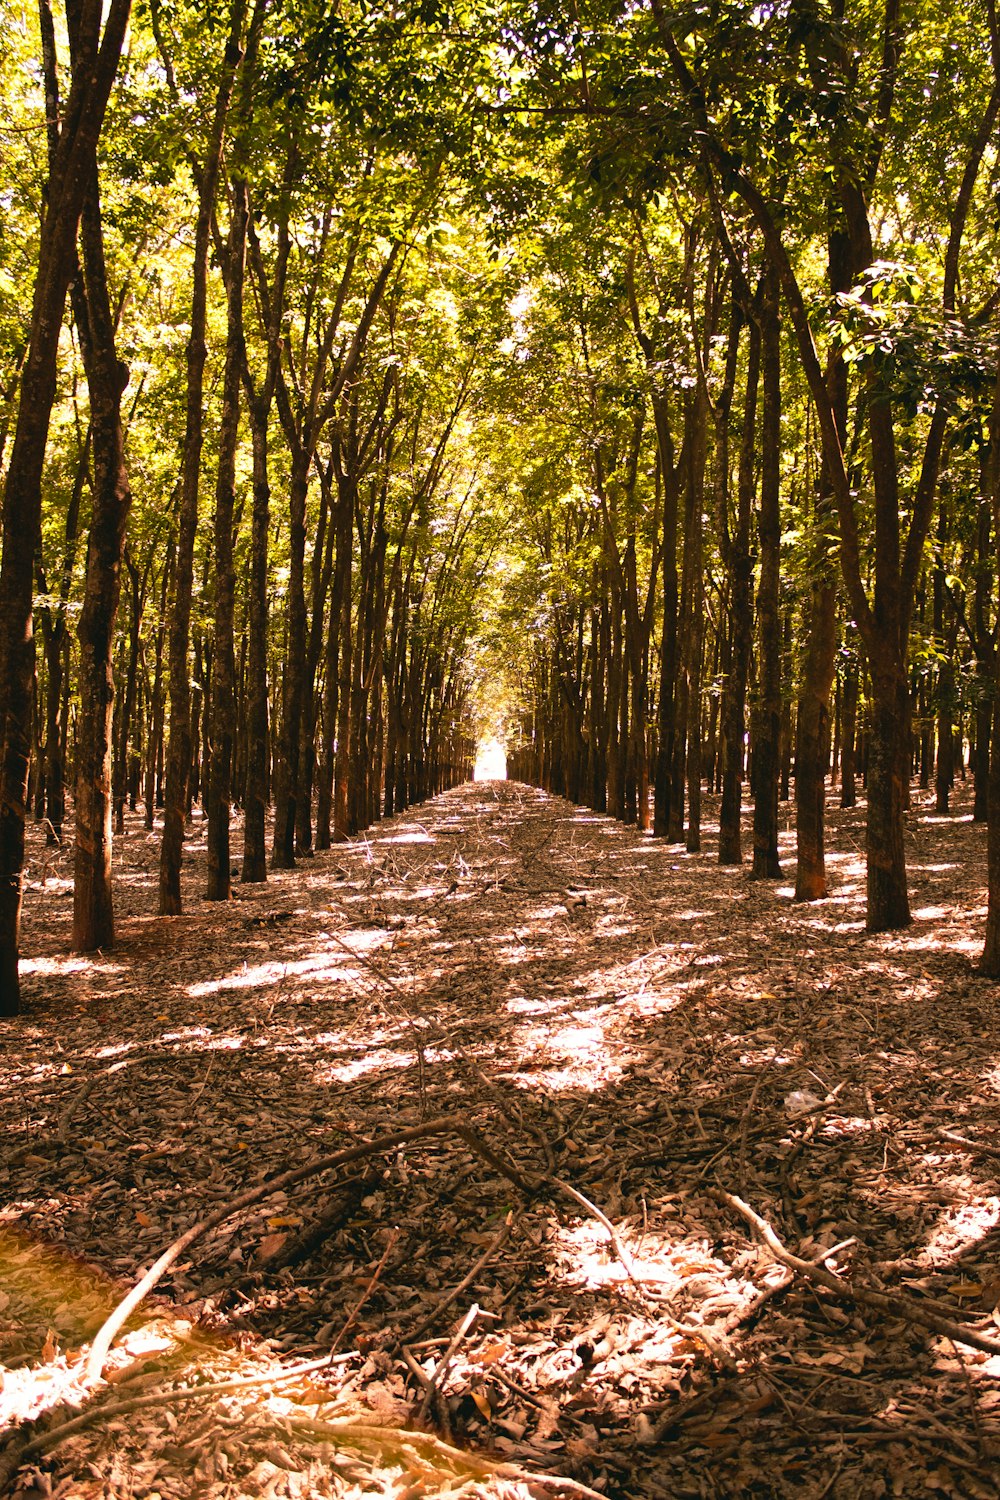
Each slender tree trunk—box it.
[41,426,88,843]
[205,177,248,900]
[795,226,849,899]
[864,352,912,931]
[272,449,309,866]
[653,419,680,838]
[0,0,131,1011]
[983,693,1000,973]
[317,486,352,848]
[113,552,142,837]
[72,162,133,953]
[867,661,912,931]
[684,392,707,854]
[241,390,270,881]
[752,264,782,879]
[718,304,756,865]
[933,498,956,816]
[145,544,171,829]
[159,0,245,914]
[332,471,355,842]
[840,658,859,809]
[979,345,1000,969]
[295,467,335,854]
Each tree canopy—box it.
[2,0,1000,1013]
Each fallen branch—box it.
[714,1189,1000,1359]
[418,1302,480,1425]
[0,1352,355,1491]
[549,1177,640,1283]
[57,1075,99,1145]
[290,1416,608,1499]
[935,1127,1000,1164]
[401,1218,512,1345]
[85,1118,536,1386]
[717,1236,856,1340]
[263,1173,372,1272]
[330,1228,398,1356]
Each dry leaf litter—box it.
[1,781,999,1499]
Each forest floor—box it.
[2,780,1000,1500]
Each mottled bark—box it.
[840,659,859,809]
[866,665,911,931]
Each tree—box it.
[0,0,131,1014]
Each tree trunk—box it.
[159,0,245,914]
[684,417,706,854]
[840,658,859,809]
[144,544,171,829]
[981,691,1000,973]
[0,0,131,1008]
[295,465,336,854]
[272,449,309,866]
[332,470,355,842]
[866,663,912,931]
[205,177,248,900]
[241,385,271,881]
[751,264,782,879]
[72,158,133,953]
[113,551,142,837]
[717,302,756,865]
[653,417,681,838]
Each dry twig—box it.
[715,1188,1000,1358]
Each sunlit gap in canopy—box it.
[473,737,507,781]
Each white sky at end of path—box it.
[474,739,507,781]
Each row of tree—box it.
[0,0,504,1014]
[490,0,1000,970]
[3,0,1000,1014]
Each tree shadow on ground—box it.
[2,781,999,1497]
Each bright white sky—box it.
[474,738,507,780]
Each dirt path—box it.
[2,781,999,1498]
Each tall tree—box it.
[158,0,247,915]
[0,0,131,1013]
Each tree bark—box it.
[717,300,755,865]
[159,0,246,914]
[240,381,271,882]
[72,163,133,953]
[751,263,782,879]
[0,0,131,1010]
[205,177,248,900]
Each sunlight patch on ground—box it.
[738,1047,795,1067]
[919,1192,1000,1266]
[505,1011,633,1091]
[187,953,365,998]
[553,1221,685,1293]
[25,876,73,895]
[373,830,435,845]
[311,1050,414,1085]
[506,996,551,1015]
[20,954,123,977]
[114,1026,246,1053]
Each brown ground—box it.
[2,780,1000,1500]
